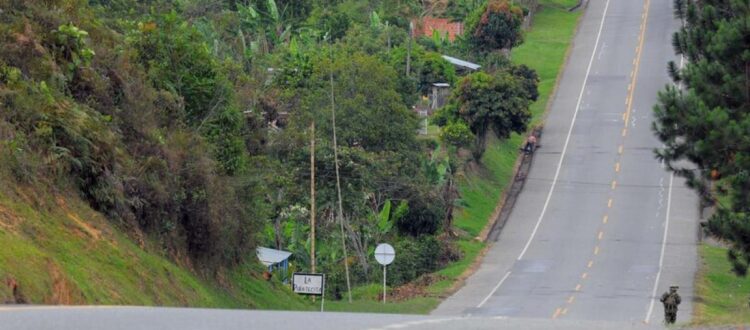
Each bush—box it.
[441,121,474,147]
[389,236,444,285]
[396,189,444,236]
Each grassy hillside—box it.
[0,0,581,312]
[0,177,311,309]
[693,244,750,325]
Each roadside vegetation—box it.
[655,0,750,274]
[652,0,750,323]
[694,245,750,325]
[0,0,579,310]
[328,0,583,312]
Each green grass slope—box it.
[0,182,311,310]
[693,244,750,325]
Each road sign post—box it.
[292,273,325,311]
[374,243,395,304]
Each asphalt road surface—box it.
[434,0,699,325]
[0,0,699,329]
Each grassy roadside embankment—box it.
[692,244,750,325]
[0,183,312,310]
[327,0,583,314]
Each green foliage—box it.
[440,121,474,147]
[388,46,456,103]
[52,23,95,72]
[129,12,219,125]
[0,0,545,309]
[308,50,419,152]
[389,236,453,286]
[653,0,750,275]
[449,70,534,158]
[417,52,457,95]
[466,0,525,54]
[446,0,486,21]
[694,244,750,325]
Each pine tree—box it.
[653,0,750,274]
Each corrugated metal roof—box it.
[441,55,481,71]
[256,247,292,266]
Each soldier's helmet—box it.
[669,285,679,292]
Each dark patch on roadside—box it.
[5,277,27,304]
[569,0,588,12]
[487,128,542,242]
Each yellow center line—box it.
[553,307,562,319]
[615,162,620,172]
[624,0,651,128]
[575,284,582,291]
[622,128,627,137]
[603,215,609,224]
[568,295,576,304]
[594,246,600,255]
[608,199,613,208]
[587,260,594,268]
[581,272,588,280]
[618,145,623,154]
[561,308,568,315]
[611,180,617,189]
[598,231,604,240]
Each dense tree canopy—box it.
[435,66,535,158]
[0,0,538,298]
[466,0,525,54]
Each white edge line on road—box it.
[516,0,612,261]
[645,172,674,323]
[476,271,512,308]
[645,55,684,324]
[368,317,471,330]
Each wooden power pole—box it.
[310,122,316,277]
[329,50,353,303]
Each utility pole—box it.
[310,122,316,276]
[329,48,353,303]
[406,21,413,77]
[310,122,316,303]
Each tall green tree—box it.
[465,0,525,54]
[451,70,533,158]
[653,0,750,274]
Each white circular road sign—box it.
[374,243,395,266]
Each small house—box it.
[431,83,451,110]
[256,247,292,282]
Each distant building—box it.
[412,17,464,42]
[431,83,451,110]
[256,247,292,283]
[441,55,481,74]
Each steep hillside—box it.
[0,177,310,309]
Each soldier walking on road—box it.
[660,286,681,324]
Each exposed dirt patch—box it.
[0,204,20,233]
[5,277,28,304]
[387,274,447,302]
[46,260,82,304]
[55,196,102,241]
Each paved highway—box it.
[434,0,699,325]
[0,1,700,329]
[0,305,660,330]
